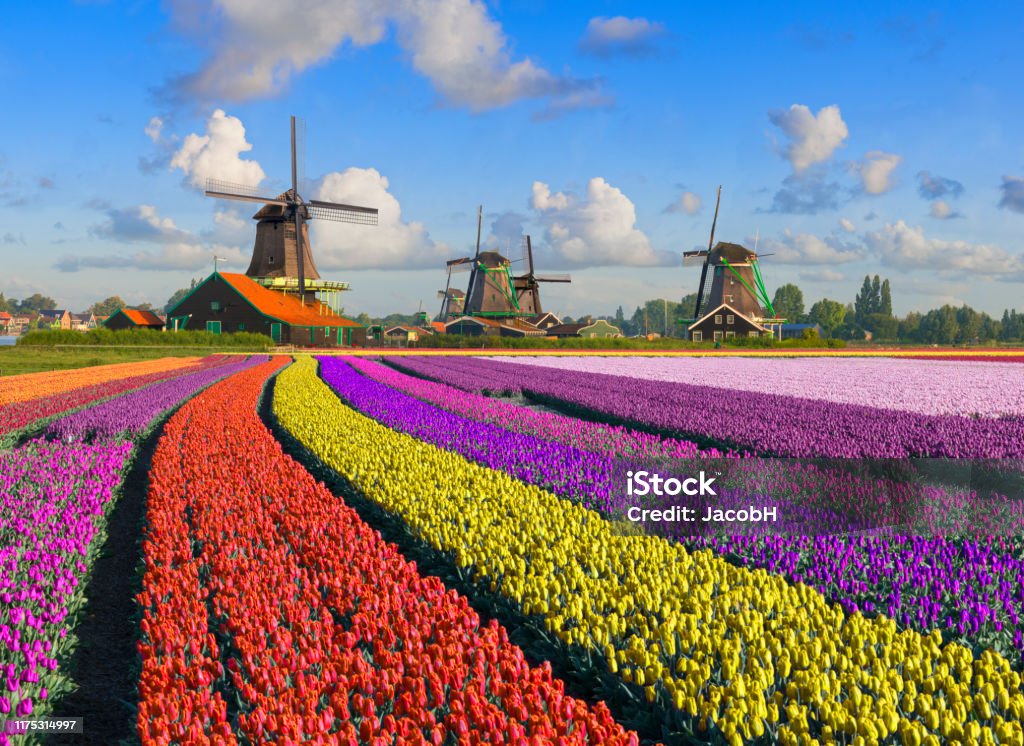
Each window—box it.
[713,331,723,341]
[237,322,245,331]
[748,331,760,338]
[725,331,735,339]
[268,256,275,265]
[210,301,222,312]
[692,331,702,342]
[714,314,722,324]
[727,314,735,325]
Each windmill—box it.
[512,235,571,316]
[204,115,379,302]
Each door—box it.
[206,321,221,335]
[270,323,281,343]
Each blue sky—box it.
[1,1,1022,318]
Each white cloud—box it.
[768,104,848,172]
[170,109,265,190]
[757,229,865,265]
[579,16,668,58]
[664,191,702,215]
[311,167,448,270]
[839,217,856,232]
[90,204,193,243]
[929,200,961,219]
[864,220,1024,277]
[529,177,674,267]
[145,116,165,143]
[165,0,597,113]
[853,150,901,195]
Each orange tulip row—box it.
[136,357,642,745]
[0,356,204,406]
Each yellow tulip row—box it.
[274,357,1024,745]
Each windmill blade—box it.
[205,178,287,206]
[534,274,571,283]
[306,199,379,225]
[437,290,449,299]
[682,250,709,266]
[448,263,474,274]
[446,256,473,266]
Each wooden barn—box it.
[546,318,622,339]
[445,316,546,338]
[687,303,768,342]
[166,272,365,346]
[104,308,165,331]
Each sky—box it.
[1,0,1022,318]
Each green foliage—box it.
[807,298,846,337]
[88,296,129,317]
[14,293,58,313]
[164,279,201,313]
[16,328,272,348]
[771,283,805,322]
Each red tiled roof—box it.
[429,321,446,333]
[219,273,362,328]
[0,312,11,321]
[121,308,165,327]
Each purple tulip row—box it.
[0,439,132,730]
[492,355,1024,418]
[344,357,1024,663]
[46,355,268,441]
[387,356,1024,458]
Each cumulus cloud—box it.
[170,109,265,190]
[853,150,901,195]
[999,175,1024,214]
[578,16,668,58]
[484,210,527,252]
[929,200,961,219]
[768,104,848,172]
[310,167,448,270]
[90,204,194,244]
[864,220,1024,278]
[55,243,247,273]
[145,116,165,143]
[164,0,599,114]
[839,217,856,232]
[756,229,865,265]
[664,191,702,215]
[917,170,964,200]
[528,177,674,267]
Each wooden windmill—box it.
[204,116,378,302]
[512,235,571,316]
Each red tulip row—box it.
[136,357,641,745]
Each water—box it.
[0,337,16,346]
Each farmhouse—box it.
[104,308,165,331]
[0,312,10,333]
[445,316,546,338]
[688,303,769,342]
[545,319,622,339]
[39,309,72,330]
[166,272,365,346]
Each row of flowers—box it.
[0,356,205,407]
[0,356,234,438]
[341,357,1024,662]
[278,357,1024,745]
[388,356,1024,458]
[489,355,1024,418]
[136,356,641,744]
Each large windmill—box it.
[512,235,571,316]
[204,115,378,303]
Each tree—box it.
[0,293,10,313]
[88,296,128,317]
[16,294,58,313]
[917,306,959,345]
[164,279,199,313]
[137,302,156,312]
[899,311,922,341]
[808,299,846,337]
[614,306,626,331]
[880,279,893,317]
[771,284,805,323]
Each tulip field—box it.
[2,350,1024,744]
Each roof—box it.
[429,321,446,333]
[39,309,67,318]
[446,316,504,329]
[218,272,362,328]
[385,325,423,335]
[781,323,820,330]
[687,303,768,332]
[546,323,588,336]
[0,312,11,320]
[120,308,165,327]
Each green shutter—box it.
[270,323,281,343]
[206,321,221,335]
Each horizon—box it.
[1,1,1022,318]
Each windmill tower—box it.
[512,235,571,316]
[204,115,379,305]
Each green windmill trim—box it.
[719,257,774,316]
[476,262,521,311]
[751,261,777,317]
